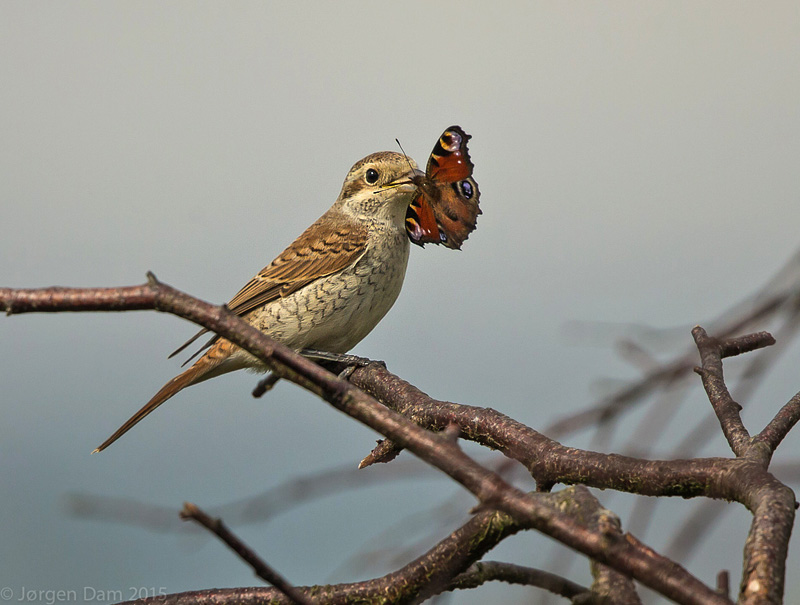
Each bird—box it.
[94,151,421,452]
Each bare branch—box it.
[735,472,796,605]
[545,291,790,439]
[179,503,312,605]
[2,283,780,604]
[561,487,641,604]
[754,390,800,456]
[717,331,776,358]
[348,342,796,603]
[692,327,753,456]
[348,364,737,499]
[121,502,526,605]
[717,570,730,600]
[689,328,796,605]
[446,561,589,599]
[359,438,404,468]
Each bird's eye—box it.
[365,168,380,184]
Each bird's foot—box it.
[254,352,385,396]
[299,349,385,380]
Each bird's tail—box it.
[93,340,237,453]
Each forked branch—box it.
[4,279,797,603]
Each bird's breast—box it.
[249,228,410,354]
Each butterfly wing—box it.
[406,126,481,250]
[405,191,446,247]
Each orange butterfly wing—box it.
[405,126,481,250]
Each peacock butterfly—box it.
[405,125,481,250]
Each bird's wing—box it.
[226,216,369,316]
[169,215,369,362]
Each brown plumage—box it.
[94,152,420,452]
[167,215,371,366]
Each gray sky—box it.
[1,3,799,603]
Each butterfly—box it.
[405,125,481,250]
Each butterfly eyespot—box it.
[365,168,380,184]
[403,126,479,250]
[441,131,460,150]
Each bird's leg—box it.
[254,351,384,396]
[300,349,375,365]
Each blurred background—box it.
[1,3,799,603]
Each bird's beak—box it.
[384,168,424,194]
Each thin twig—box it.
[692,326,752,456]
[359,437,404,468]
[544,291,791,438]
[179,503,313,605]
[754,390,800,457]
[446,561,589,598]
[717,570,730,599]
[252,373,281,397]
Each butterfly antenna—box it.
[395,138,416,173]
[375,137,417,194]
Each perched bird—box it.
[94,151,420,452]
